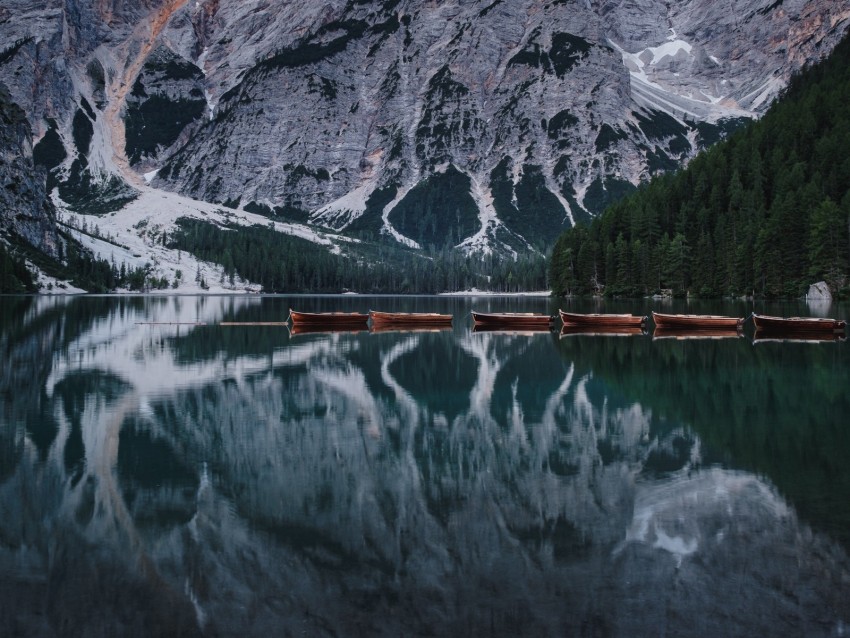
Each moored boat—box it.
[471,311,554,329]
[651,311,744,330]
[288,309,369,327]
[369,310,453,326]
[750,312,846,334]
[559,310,647,328]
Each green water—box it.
[1,294,848,636]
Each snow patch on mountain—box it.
[380,186,420,250]
[458,175,521,258]
[312,183,371,229]
[49,186,358,293]
[610,36,753,123]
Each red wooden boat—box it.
[651,311,744,330]
[369,310,453,327]
[559,310,647,328]
[471,311,554,329]
[288,309,369,328]
[751,312,846,334]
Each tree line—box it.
[168,218,547,294]
[549,32,850,299]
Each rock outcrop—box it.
[806,280,832,300]
[0,84,60,258]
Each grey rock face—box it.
[123,46,207,167]
[0,85,60,258]
[151,0,850,249]
[1,0,849,255]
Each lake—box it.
[1,294,849,637]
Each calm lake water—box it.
[1,294,849,637]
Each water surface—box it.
[1,295,849,637]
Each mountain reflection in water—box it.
[0,295,848,637]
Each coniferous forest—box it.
[549,32,850,299]
[168,218,547,294]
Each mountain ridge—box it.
[1,0,849,291]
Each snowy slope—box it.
[51,186,360,293]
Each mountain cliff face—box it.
[0,85,60,258]
[0,0,848,271]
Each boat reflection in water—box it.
[753,329,847,344]
[287,323,369,336]
[653,327,744,340]
[0,296,849,637]
[471,324,553,335]
[560,325,647,338]
[370,325,453,334]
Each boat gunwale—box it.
[651,311,744,329]
[369,310,453,324]
[471,310,554,327]
[288,309,370,325]
[751,312,846,332]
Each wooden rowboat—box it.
[559,310,647,328]
[288,309,369,327]
[750,312,846,334]
[369,310,453,326]
[471,311,554,329]
[651,311,744,330]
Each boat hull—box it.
[369,310,453,326]
[559,310,646,328]
[751,313,846,334]
[288,310,369,327]
[471,311,554,329]
[651,312,744,330]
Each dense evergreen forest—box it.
[0,231,159,294]
[168,218,547,293]
[549,31,850,299]
[0,241,37,293]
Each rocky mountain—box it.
[0,0,849,288]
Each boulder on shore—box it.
[806,281,832,301]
